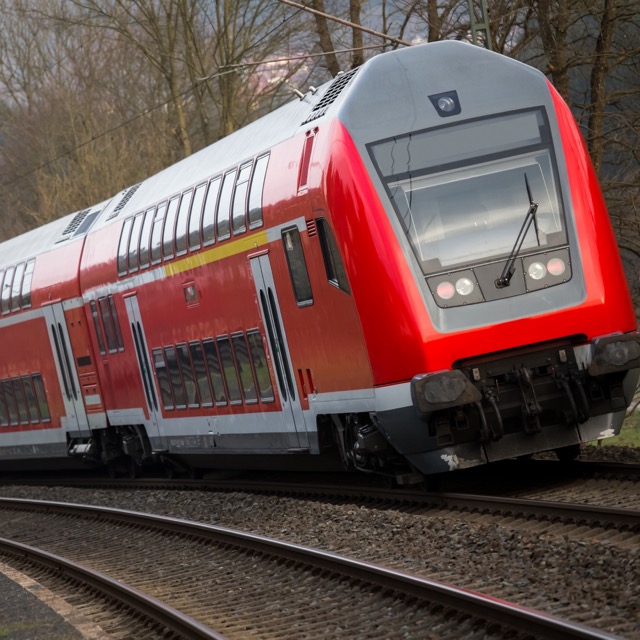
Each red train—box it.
[0,41,638,480]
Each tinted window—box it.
[317,218,350,293]
[117,218,133,275]
[108,296,124,350]
[20,259,35,308]
[202,177,221,246]
[127,212,144,272]
[150,203,166,265]
[153,348,174,409]
[248,154,269,228]
[22,376,39,423]
[188,184,207,251]
[1,267,14,314]
[177,343,198,407]
[0,383,8,426]
[2,380,18,425]
[90,301,106,355]
[203,338,227,405]
[162,196,180,260]
[11,262,25,311]
[216,169,237,241]
[98,297,124,352]
[232,161,252,235]
[282,228,313,306]
[12,378,29,424]
[32,374,50,421]
[139,207,155,269]
[217,336,242,404]
[247,330,274,403]
[175,189,194,256]
[164,346,186,408]
[231,333,258,403]
[189,341,213,406]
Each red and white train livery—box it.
[0,41,638,478]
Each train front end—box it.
[326,41,639,474]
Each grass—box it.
[587,410,640,447]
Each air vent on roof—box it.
[301,68,358,125]
[73,210,100,237]
[107,183,142,220]
[62,209,91,236]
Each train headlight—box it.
[437,96,456,113]
[436,281,455,300]
[528,262,547,280]
[547,258,566,276]
[455,277,474,296]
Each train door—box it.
[250,254,309,449]
[44,302,90,435]
[124,295,164,448]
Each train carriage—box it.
[0,40,638,478]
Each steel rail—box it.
[0,497,622,640]
[0,533,228,640]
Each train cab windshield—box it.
[369,108,568,277]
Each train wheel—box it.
[555,443,581,462]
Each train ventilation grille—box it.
[56,208,91,243]
[306,219,318,237]
[302,68,358,125]
[107,183,142,220]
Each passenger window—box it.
[164,346,187,408]
[189,341,213,407]
[202,177,221,246]
[12,378,29,424]
[216,169,237,241]
[152,348,174,410]
[188,184,207,251]
[22,376,39,423]
[316,218,351,293]
[127,212,144,272]
[138,207,155,269]
[150,203,167,265]
[203,338,227,405]
[108,296,124,350]
[98,295,124,353]
[11,262,25,311]
[175,189,194,256]
[0,382,8,426]
[2,266,15,314]
[2,380,18,425]
[282,227,313,306]
[90,301,106,355]
[217,336,242,404]
[232,161,252,235]
[231,333,258,403]
[32,374,50,422]
[162,196,180,260]
[177,343,199,407]
[247,330,275,403]
[20,259,35,308]
[117,218,133,276]
[248,154,269,229]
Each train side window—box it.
[0,273,4,313]
[32,374,50,422]
[164,345,187,409]
[175,189,194,256]
[90,301,106,355]
[188,183,207,251]
[108,296,124,350]
[127,212,145,273]
[20,259,35,309]
[246,330,275,403]
[0,382,8,426]
[117,218,134,276]
[162,196,180,260]
[231,333,258,404]
[248,153,269,229]
[189,341,213,407]
[177,343,199,408]
[2,380,18,425]
[150,202,167,265]
[12,378,29,424]
[152,348,174,410]
[11,262,26,311]
[138,207,155,269]
[202,338,227,406]
[22,376,40,423]
[232,161,252,235]
[316,218,351,294]
[282,227,313,306]
[98,296,124,353]
[1,266,15,315]
[216,335,242,404]
[201,177,221,246]
[216,169,237,241]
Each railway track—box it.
[0,497,620,640]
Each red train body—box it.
[0,41,638,478]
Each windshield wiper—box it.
[495,173,539,288]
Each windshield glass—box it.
[369,109,566,275]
